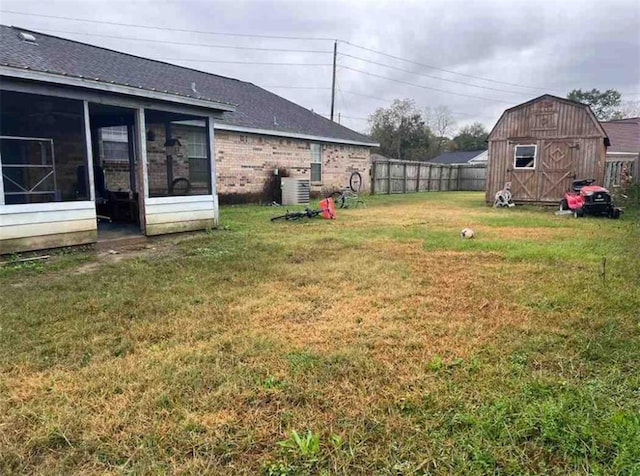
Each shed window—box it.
[185,128,209,184]
[310,143,322,182]
[514,145,536,169]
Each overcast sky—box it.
[1,0,639,134]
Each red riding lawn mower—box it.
[560,179,622,219]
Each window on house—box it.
[185,128,209,184]
[514,145,536,168]
[310,143,322,182]
[101,126,129,162]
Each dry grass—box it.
[1,192,639,475]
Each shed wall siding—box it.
[490,100,603,140]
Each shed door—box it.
[509,169,537,201]
[538,141,574,202]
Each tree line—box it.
[368,89,639,162]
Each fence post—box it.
[416,162,421,192]
[403,163,407,193]
[387,161,392,194]
[427,164,432,191]
[371,161,376,194]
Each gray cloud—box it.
[2,0,638,133]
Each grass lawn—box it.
[1,192,639,475]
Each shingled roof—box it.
[600,118,640,154]
[0,25,376,145]
[428,150,486,164]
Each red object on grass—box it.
[319,197,336,219]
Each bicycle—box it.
[271,197,336,222]
[329,171,366,209]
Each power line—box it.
[4,9,637,96]
[339,90,499,120]
[0,9,335,41]
[338,40,566,93]
[335,78,351,124]
[339,53,531,96]
[340,66,513,104]
[21,28,333,54]
[338,42,640,97]
[0,9,640,96]
[263,86,331,90]
[155,58,332,66]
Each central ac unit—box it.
[281,178,310,205]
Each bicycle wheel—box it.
[169,177,191,195]
[270,214,289,221]
[331,191,345,209]
[286,211,307,220]
[349,171,363,193]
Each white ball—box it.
[460,227,475,239]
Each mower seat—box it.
[572,179,595,192]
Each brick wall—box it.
[99,125,372,201]
[102,161,130,191]
[215,131,371,199]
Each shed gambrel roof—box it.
[487,94,610,144]
[0,25,377,146]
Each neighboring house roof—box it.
[488,94,610,145]
[0,25,377,146]
[600,119,640,154]
[371,153,393,161]
[468,150,488,163]
[429,150,486,164]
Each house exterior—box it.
[0,26,377,254]
[429,150,487,165]
[600,118,640,187]
[485,95,609,204]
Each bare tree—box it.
[424,105,456,138]
[424,105,456,157]
[617,100,640,118]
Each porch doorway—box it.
[87,103,144,241]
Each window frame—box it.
[100,126,129,162]
[184,126,210,185]
[513,144,537,169]
[310,143,322,183]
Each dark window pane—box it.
[311,163,322,182]
[189,157,209,183]
[515,157,535,168]
[103,141,129,161]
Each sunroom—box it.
[0,78,233,255]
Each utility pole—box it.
[330,40,337,122]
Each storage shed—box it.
[485,95,609,204]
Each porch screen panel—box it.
[0,90,89,204]
[145,110,212,197]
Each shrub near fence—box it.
[371,159,486,194]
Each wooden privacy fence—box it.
[604,158,638,189]
[371,159,486,194]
